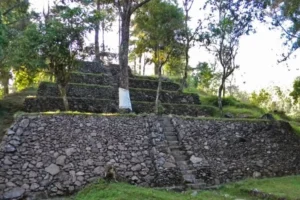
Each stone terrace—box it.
[24,61,216,116]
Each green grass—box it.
[290,122,300,136]
[71,72,107,77]
[41,81,113,88]
[73,176,300,200]
[223,106,264,118]
[75,180,226,200]
[224,176,300,200]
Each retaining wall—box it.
[37,82,199,104]
[24,97,213,116]
[1,115,300,199]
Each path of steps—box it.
[161,116,206,190]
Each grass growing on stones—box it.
[71,72,108,77]
[290,122,300,136]
[41,82,113,88]
[74,176,300,200]
[223,106,264,118]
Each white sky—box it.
[29,0,300,93]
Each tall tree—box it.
[114,0,151,111]
[61,0,115,61]
[205,0,254,113]
[0,0,29,95]
[12,4,89,110]
[132,0,185,74]
[179,0,202,91]
[132,0,184,113]
[269,0,300,62]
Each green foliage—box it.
[132,0,185,74]
[223,106,264,118]
[13,67,48,92]
[0,89,3,99]
[163,56,185,77]
[270,0,300,61]
[290,77,300,103]
[249,89,271,108]
[13,4,89,86]
[201,96,240,107]
[190,62,220,93]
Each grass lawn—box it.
[73,176,300,200]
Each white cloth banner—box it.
[119,87,132,111]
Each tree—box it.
[114,0,151,111]
[61,0,115,61]
[132,0,185,74]
[250,89,271,108]
[0,0,29,95]
[193,62,215,91]
[180,0,202,91]
[132,0,185,113]
[132,0,184,114]
[290,77,300,104]
[12,4,89,110]
[260,0,300,62]
[205,0,254,113]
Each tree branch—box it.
[131,0,151,14]
[3,1,27,16]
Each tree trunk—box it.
[2,76,9,95]
[180,7,190,91]
[119,14,132,110]
[101,21,105,57]
[155,65,162,115]
[223,83,226,97]
[218,79,225,115]
[95,0,101,61]
[0,69,10,95]
[58,84,69,111]
[154,48,159,75]
[133,57,137,74]
[143,55,146,76]
[138,55,142,75]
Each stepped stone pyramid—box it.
[24,61,214,116]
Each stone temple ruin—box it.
[24,61,216,116]
[1,61,300,200]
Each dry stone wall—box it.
[0,115,170,199]
[69,73,113,86]
[24,97,215,116]
[37,83,116,100]
[1,115,300,199]
[37,82,198,105]
[172,118,300,186]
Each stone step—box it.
[181,169,197,174]
[168,141,179,146]
[164,127,175,132]
[171,150,185,156]
[166,135,178,141]
[164,131,176,136]
[186,183,206,190]
[173,154,187,161]
[169,145,182,150]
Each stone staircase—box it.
[161,116,206,190]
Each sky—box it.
[29,0,300,93]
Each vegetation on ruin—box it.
[71,175,300,200]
